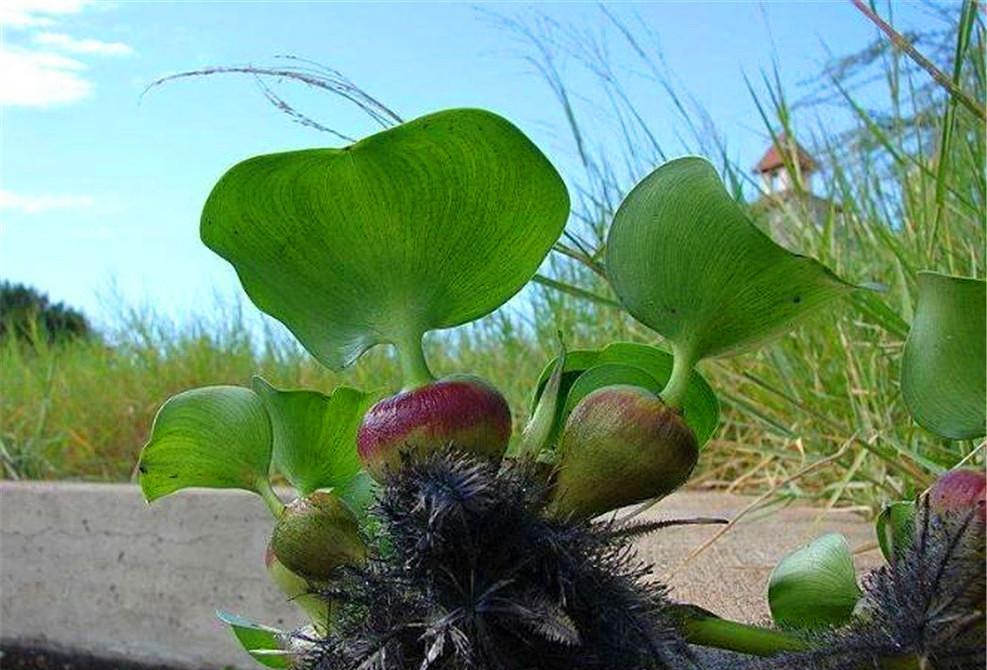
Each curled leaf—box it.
[901,272,986,440]
[768,532,862,630]
[875,500,916,563]
[531,342,719,447]
[139,386,272,502]
[216,610,288,669]
[606,157,854,364]
[515,339,566,461]
[253,377,374,496]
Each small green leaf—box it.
[901,272,986,440]
[531,342,719,447]
[876,500,916,563]
[139,386,272,502]
[529,349,602,415]
[333,470,377,520]
[768,533,862,630]
[606,157,854,364]
[202,108,570,371]
[252,378,375,496]
[515,339,566,460]
[562,363,661,416]
[216,610,288,669]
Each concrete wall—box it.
[2,482,302,669]
[0,481,883,669]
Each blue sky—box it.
[0,1,942,330]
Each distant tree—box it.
[0,281,92,344]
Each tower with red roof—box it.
[751,134,838,247]
[754,133,817,195]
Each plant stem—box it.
[256,478,285,518]
[660,346,696,409]
[674,606,809,656]
[394,331,435,390]
[674,605,922,669]
[879,656,921,670]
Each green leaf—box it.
[531,342,719,447]
[605,157,854,364]
[334,470,377,520]
[876,500,916,563]
[562,363,661,416]
[515,339,566,460]
[202,108,570,371]
[139,386,272,502]
[768,533,862,630]
[216,610,288,669]
[252,378,375,496]
[901,272,986,440]
[529,349,602,414]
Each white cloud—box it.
[0,0,90,29]
[0,188,96,214]
[34,31,133,56]
[0,45,91,106]
[0,1,131,108]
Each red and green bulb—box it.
[358,368,512,479]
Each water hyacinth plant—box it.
[136,107,985,669]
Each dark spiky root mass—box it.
[749,496,986,670]
[285,452,984,670]
[296,449,695,670]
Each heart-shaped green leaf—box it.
[531,342,719,447]
[202,108,570,372]
[901,272,986,440]
[139,386,272,502]
[768,533,862,630]
[876,500,916,563]
[606,157,854,368]
[252,377,375,496]
[216,610,288,669]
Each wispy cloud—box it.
[0,47,91,106]
[0,0,132,108]
[34,31,133,56]
[0,0,91,29]
[0,188,96,214]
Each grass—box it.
[2,3,983,514]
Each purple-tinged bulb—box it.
[270,491,366,581]
[549,384,698,521]
[929,469,986,524]
[357,375,512,479]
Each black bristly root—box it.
[296,448,696,670]
[607,517,729,541]
[286,451,984,670]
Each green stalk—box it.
[256,478,285,518]
[660,345,697,409]
[674,605,921,669]
[674,606,809,656]
[394,331,435,390]
[878,656,921,670]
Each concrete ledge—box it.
[1,482,883,669]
